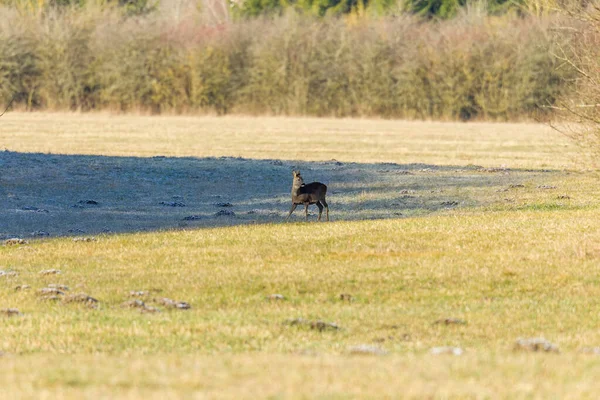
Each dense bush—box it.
[0,7,569,120]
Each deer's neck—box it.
[292,177,305,194]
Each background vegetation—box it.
[0,0,579,120]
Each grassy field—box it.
[0,113,579,168]
[2,113,600,398]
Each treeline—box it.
[0,0,567,18]
[234,0,559,19]
[0,6,571,119]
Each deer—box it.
[286,170,329,222]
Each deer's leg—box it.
[316,201,324,221]
[286,203,297,220]
[304,203,309,221]
[322,199,329,221]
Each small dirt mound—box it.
[339,293,354,302]
[48,284,69,291]
[122,299,145,308]
[39,269,61,275]
[182,215,204,221]
[348,345,388,355]
[580,347,600,355]
[63,293,99,308]
[21,206,49,213]
[430,346,464,356]
[159,201,186,207]
[311,321,341,331]
[285,318,341,331]
[214,210,235,217]
[514,337,559,353]
[79,200,99,205]
[73,237,97,242]
[155,297,191,309]
[1,308,22,317]
[122,299,160,313]
[4,238,28,246]
[38,288,65,296]
[434,318,466,326]
[40,295,62,301]
[31,231,50,237]
[441,201,459,207]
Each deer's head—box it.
[292,170,304,185]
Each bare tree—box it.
[550,2,600,161]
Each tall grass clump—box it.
[0,6,569,120]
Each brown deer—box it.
[286,170,329,221]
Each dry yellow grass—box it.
[2,212,600,398]
[0,113,579,168]
[3,353,600,399]
[1,113,600,398]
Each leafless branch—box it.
[541,104,600,110]
[0,95,15,118]
[551,47,597,85]
[558,101,600,125]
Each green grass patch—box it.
[517,202,570,211]
[2,209,600,396]
[4,210,600,354]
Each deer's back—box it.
[292,181,327,204]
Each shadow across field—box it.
[0,151,558,239]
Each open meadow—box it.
[2,113,600,398]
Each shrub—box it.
[0,12,42,109]
[550,2,600,162]
[0,7,570,120]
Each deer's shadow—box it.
[0,151,557,239]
